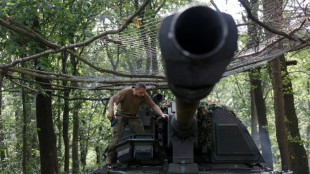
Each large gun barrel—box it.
[159,5,238,138]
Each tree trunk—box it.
[0,73,5,161]
[30,95,37,161]
[63,88,70,174]
[307,126,310,160]
[57,93,62,171]
[246,0,273,168]
[280,57,309,173]
[250,68,273,169]
[269,58,291,171]
[15,109,20,158]
[36,78,58,174]
[81,113,92,172]
[80,129,87,172]
[54,51,62,173]
[263,0,291,171]
[250,85,259,145]
[72,103,80,174]
[21,59,32,174]
[247,0,259,146]
[62,52,70,173]
[71,49,80,174]
[21,86,29,174]
[307,81,310,157]
[95,146,101,164]
[96,100,109,164]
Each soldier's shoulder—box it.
[120,87,133,93]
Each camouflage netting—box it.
[1,1,309,91]
[196,102,237,153]
[96,1,310,86]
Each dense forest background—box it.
[0,0,309,173]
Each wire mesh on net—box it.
[94,12,309,79]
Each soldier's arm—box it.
[152,105,168,119]
[107,96,115,121]
[145,93,168,118]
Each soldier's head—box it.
[134,82,146,97]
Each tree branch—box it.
[0,49,59,69]
[5,72,168,93]
[210,0,221,12]
[102,36,123,45]
[5,75,38,92]
[51,94,110,101]
[2,0,151,50]
[4,17,59,49]
[224,40,310,76]
[238,0,305,43]
[0,0,153,79]
[67,49,166,79]
[235,18,307,61]
[5,67,166,84]
[154,0,167,15]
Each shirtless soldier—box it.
[105,82,168,165]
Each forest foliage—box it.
[0,0,309,173]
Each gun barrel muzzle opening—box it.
[171,5,228,59]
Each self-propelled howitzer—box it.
[89,5,293,174]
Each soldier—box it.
[105,82,168,165]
